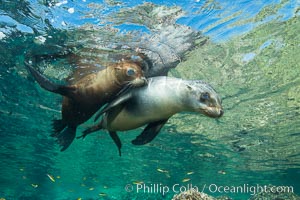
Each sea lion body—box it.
[82,76,223,155]
[26,60,147,151]
[103,78,194,131]
[60,61,146,126]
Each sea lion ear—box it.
[114,66,122,70]
[186,85,193,90]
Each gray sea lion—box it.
[25,60,147,151]
[80,76,223,155]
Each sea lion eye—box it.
[126,68,136,76]
[200,92,210,102]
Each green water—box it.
[1,1,300,200]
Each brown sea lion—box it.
[25,60,147,151]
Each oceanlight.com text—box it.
[124,183,294,196]
[206,184,294,196]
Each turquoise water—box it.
[0,0,299,199]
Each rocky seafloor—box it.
[172,188,300,200]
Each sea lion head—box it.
[113,60,147,87]
[184,80,223,118]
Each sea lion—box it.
[80,76,223,155]
[25,60,147,151]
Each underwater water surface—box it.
[0,0,299,199]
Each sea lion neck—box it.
[103,65,124,87]
[140,77,190,115]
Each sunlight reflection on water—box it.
[0,0,299,199]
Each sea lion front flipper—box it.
[94,92,133,121]
[51,126,76,151]
[109,131,122,156]
[131,119,169,145]
[25,62,76,96]
[115,83,132,97]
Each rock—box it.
[249,186,300,200]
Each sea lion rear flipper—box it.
[78,123,103,139]
[131,119,169,145]
[25,62,76,96]
[94,92,133,121]
[52,119,67,133]
[109,131,122,156]
[51,126,76,151]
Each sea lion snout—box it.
[131,76,148,87]
[202,106,223,118]
[186,81,223,119]
[199,95,223,118]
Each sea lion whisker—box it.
[215,119,223,124]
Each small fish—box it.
[19,168,24,171]
[46,174,55,182]
[182,178,191,182]
[77,198,82,200]
[218,170,226,175]
[133,181,144,185]
[99,193,107,196]
[89,187,94,191]
[56,176,61,179]
[157,168,168,173]
[186,171,194,175]
[31,184,38,188]
[103,186,108,189]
